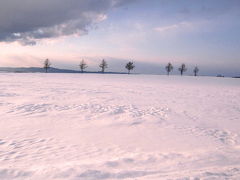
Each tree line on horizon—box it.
[44,59,199,76]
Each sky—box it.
[0,0,239,76]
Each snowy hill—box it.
[0,73,239,180]
[0,67,128,74]
[0,67,78,73]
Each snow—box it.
[0,73,240,180]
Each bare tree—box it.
[99,59,108,73]
[79,59,87,73]
[125,61,135,74]
[43,59,51,73]
[193,66,199,76]
[165,62,173,75]
[178,63,187,76]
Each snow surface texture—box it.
[0,73,240,180]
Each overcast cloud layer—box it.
[0,0,133,45]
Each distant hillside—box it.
[0,67,77,73]
[0,67,128,74]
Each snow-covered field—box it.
[0,73,240,180]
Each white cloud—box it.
[154,22,193,32]
[154,20,210,34]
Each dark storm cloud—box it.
[0,0,134,45]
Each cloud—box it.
[154,22,189,33]
[0,0,133,45]
[154,20,210,34]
